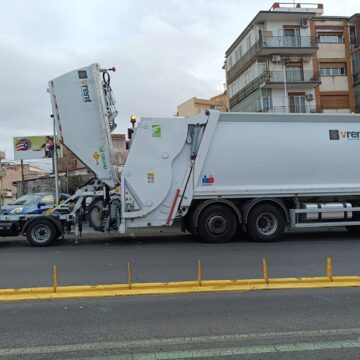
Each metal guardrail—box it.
[229,74,265,109]
[261,36,317,49]
[266,70,320,83]
[264,105,319,113]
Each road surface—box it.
[0,228,359,288]
[0,289,360,359]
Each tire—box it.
[197,204,238,243]
[87,198,104,231]
[247,204,285,242]
[26,220,57,247]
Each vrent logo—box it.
[329,130,360,141]
[81,80,92,103]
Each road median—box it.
[1,276,360,301]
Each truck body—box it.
[2,63,360,246]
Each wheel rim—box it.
[207,215,227,235]
[31,224,51,243]
[256,213,278,236]
[89,206,102,227]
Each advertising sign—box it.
[13,136,63,160]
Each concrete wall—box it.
[320,76,348,92]
[318,43,346,59]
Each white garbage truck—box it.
[2,63,360,246]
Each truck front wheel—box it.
[247,204,285,242]
[26,220,57,247]
[197,204,238,243]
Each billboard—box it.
[13,136,63,160]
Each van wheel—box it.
[26,220,57,247]
[197,204,237,243]
[247,204,285,242]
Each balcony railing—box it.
[264,70,320,83]
[261,36,317,49]
[229,70,320,108]
[227,36,318,84]
[229,73,265,109]
[263,105,320,113]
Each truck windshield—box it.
[11,194,41,205]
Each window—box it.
[246,34,251,51]
[227,55,233,70]
[320,67,346,76]
[318,35,343,43]
[350,26,356,45]
[234,45,243,62]
[258,63,266,75]
[289,95,306,113]
[283,28,300,37]
[286,66,303,82]
[41,195,54,206]
[262,97,271,111]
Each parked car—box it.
[0,193,69,215]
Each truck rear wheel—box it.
[26,220,57,247]
[87,197,104,231]
[247,204,285,242]
[197,204,237,243]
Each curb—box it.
[1,276,360,302]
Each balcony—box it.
[263,70,321,89]
[227,36,318,84]
[229,70,320,109]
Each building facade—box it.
[177,92,229,117]
[225,3,359,114]
[350,14,360,113]
[1,162,46,203]
[313,14,358,113]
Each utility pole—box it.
[20,159,25,196]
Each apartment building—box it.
[177,92,229,117]
[313,14,359,112]
[225,3,360,114]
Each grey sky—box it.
[0,0,358,167]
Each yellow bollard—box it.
[262,258,269,284]
[198,259,202,287]
[326,256,333,281]
[128,262,132,290]
[53,265,57,293]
